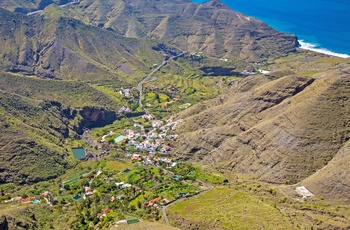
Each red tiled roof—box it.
[103,208,111,214]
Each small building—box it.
[148,197,162,206]
[131,154,142,161]
[152,120,163,128]
[115,182,125,187]
[162,198,170,205]
[295,186,314,199]
[121,183,132,189]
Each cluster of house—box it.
[3,196,36,204]
[118,106,132,114]
[106,115,183,156]
[189,52,202,58]
[144,197,170,208]
[3,191,52,204]
[130,153,178,168]
[119,87,137,98]
[97,208,111,218]
[240,69,257,76]
[83,186,97,198]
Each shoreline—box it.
[191,1,350,59]
[298,40,350,59]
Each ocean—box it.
[192,0,350,58]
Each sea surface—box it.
[192,0,350,58]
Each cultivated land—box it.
[0,0,350,229]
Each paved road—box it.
[26,2,72,15]
[161,184,214,225]
[158,165,214,225]
[137,52,185,110]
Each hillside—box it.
[1,0,350,228]
[0,91,71,184]
[0,0,70,14]
[301,140,350,199]
[174,53,350,197]
[68,0,298,62]
[1,0,298,63]
[0,8,164,81]
[0,71,126,184]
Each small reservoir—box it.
[72,147,86,160]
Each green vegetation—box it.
[0,155,214,229]
[0,1,349,229]
[169,187,294,230]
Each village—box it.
[99,112,184,167]
[0,110,319,229]
[0,113,213,228]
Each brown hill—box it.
[301,140,350,199]
[65,0,298,62]
[0,8,163,81]
[174,57,350,193]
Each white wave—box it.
[298,40,350,59]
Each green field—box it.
[168,187,294,230]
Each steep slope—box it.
[174,62,350,188]
[0,92,71,184]
[0,72,126,184]
[0,0,69,14]
[66,0,298,62]
[0,8,163,81]
[301,140,350,199]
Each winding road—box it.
[137,52,186,110]
[157,166,214,225]
[26,1,77,15]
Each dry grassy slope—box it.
[174,66,350,188]
[0,8,162,81]
[110,222,180,230]
[63,0,297,62]
[301,134,350,200]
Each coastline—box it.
[191,0,350,59]
[298,40,350,59]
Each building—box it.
[295,186,314,199]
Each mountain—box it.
[174,54,350,198]
[67,0,298,61]
[1,0,298,63]
[0,0,70,13]
[0,7,164,81]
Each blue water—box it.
[72,147,86,159]
[192,0,350,57]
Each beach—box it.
[298,40,350,59]
[192,0,350,58]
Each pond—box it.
[72,147,86,160]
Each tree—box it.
[21,192,28,198]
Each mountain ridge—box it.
[174,55,350,198]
